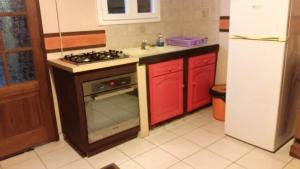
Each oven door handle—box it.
[92,86,136,101]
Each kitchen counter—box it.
[123,43,218,59]
[47,43,219,73]
[48,56,139,73]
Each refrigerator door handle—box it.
[230,35,286,42]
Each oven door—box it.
[84,85,140,144]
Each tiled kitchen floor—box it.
[1,107,300,169]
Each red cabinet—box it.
[148,53,217,126]
[149,59,184,126]
[188,53,216,112]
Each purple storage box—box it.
[166,36,208,47]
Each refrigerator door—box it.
[225,39,286,151]
[230,0,290,39]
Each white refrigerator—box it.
[225,0,300,152]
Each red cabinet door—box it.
[188,64,215,112]
[149,71,184,126]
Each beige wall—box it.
[216,0,230,84]
[181,0,225,83]
[182,0,220,43]
[40,0,185,50]
[39,0,223,50]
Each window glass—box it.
[0,16,31,49]
[107,0,126,14]
[0,56,5,87]
[138,0,152,13]
[7,51,35,84]
[0,0,25,13]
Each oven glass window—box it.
[85,89,139,143]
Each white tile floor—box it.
[1,107,300,169]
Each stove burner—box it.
[62,50,129,65]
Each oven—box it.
[82,72,139,144]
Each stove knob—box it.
[109,81,115,86]
[98,85,105,89]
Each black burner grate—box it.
[61,50,129,65]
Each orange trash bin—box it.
[210,84,226,121]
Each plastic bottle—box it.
[156,33,165,47]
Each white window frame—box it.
[97,0,161,25]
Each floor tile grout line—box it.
[169,132,241,168]
[156,145,198,169]
[130,157,147,169]
[282,158,296,169]
[202,137,255,163]
[116,138,159,159]
[224,162,247,169]
[164,124,200,137]
[159,142,204,168]
[84,158,100,169]
[118,135,198,169]
[0,151,38,169]
[139,127,202,169]
[166,160,196,169]
[34,145,82,169]
[203,147,237,163]
[179,132,225,149]
[33,141,69,157]
[231,147,257,168]
[115,139,158,169]
[84,157,98,169]
[116,142,149,169]
[33,151,49,169]
[53,158,82,169]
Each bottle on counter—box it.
[156,33,165,47]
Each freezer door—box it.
[225,39,286,151]
[230,0,290,39]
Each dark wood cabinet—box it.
[187,53,216,112]
[0,0,58,159]
[52,64,139,157]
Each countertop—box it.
[47,43,219,73]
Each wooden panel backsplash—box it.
[44,30,106,53]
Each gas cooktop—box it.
[61,50,129,65]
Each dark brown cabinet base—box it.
[52,63,139,157]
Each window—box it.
[107,0,125,14]
[137,0,152,13]
[97,0,161,25]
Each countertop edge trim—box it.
[138,44,220,65]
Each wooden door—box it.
[149,71,184,126]
[0,0,58,159]
[188,64,215,112]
